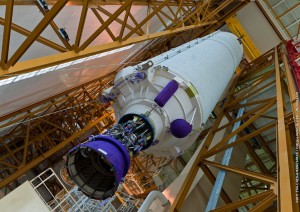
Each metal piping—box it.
[205,99,247,211]
[138,190,169,212]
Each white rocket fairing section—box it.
[111,31,243,156]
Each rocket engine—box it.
[66,31,243,199]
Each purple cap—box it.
[170,119,193,138]
[155,80,179,107]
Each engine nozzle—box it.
[66,135,130,199]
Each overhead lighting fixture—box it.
[58,28,70,41]
[37,0,49,12]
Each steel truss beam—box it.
[3,0,69,69]
[0,0,198,6]
[0,0,247,78]
[116,0,249,70]
[0,74,115,189]
[1,0,14,64]
[0,0,250,194]
[225,15,261,61]
[124,153,170,198]
[0,18,67,52]
[261,0,298,40]
[170,46,300,211]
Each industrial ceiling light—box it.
[37,0,49,12]
[58,28,70,41]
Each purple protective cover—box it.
[170,119,193,138]
[154,80,179,107]
[84,135,130,187]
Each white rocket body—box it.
[109,31,243,157]
[67,31,243,199]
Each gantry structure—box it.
[170,45,299,212]
[0,0,299,211]
[0,0,249,78]
[0,73,115,190]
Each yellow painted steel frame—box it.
[226,16,261,61]
[0,74,116,189]
[0,0,248,79]
[170,46,299,211]
[115,1,249,72]
[0,0,251,194]
[124,153,170,198]
[0,70,169,197]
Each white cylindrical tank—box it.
[111,31,243,157]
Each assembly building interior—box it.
[0,0,299,211]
